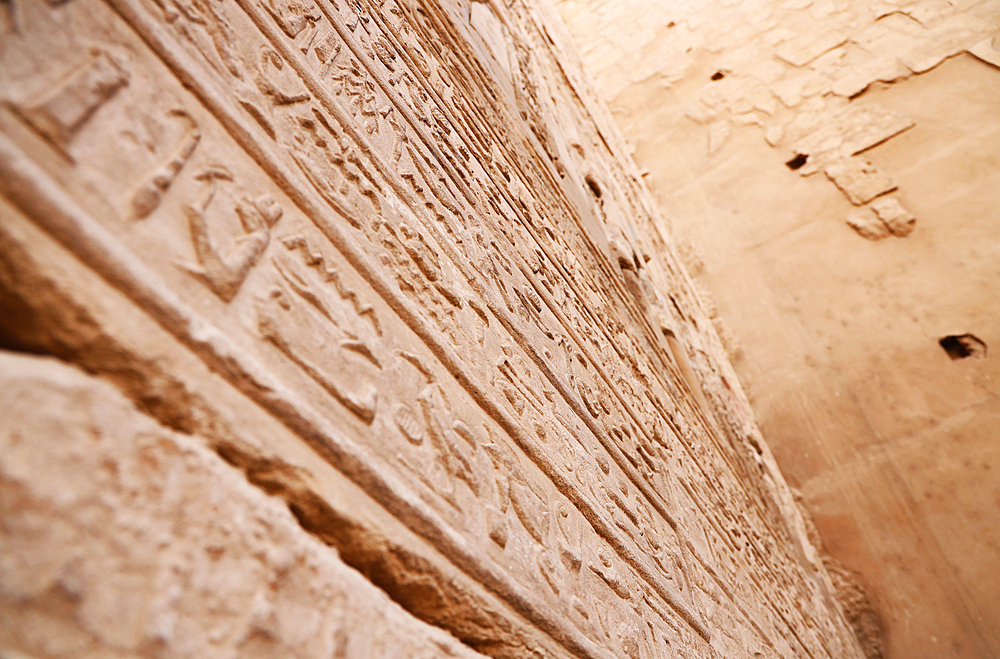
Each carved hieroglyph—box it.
[0,0,863,657]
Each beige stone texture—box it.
[0,351,488,659]
[0,0,864,657]
[845,210,892,241]
[824,157,897,206]
[555,0,1000,657]
[870,197,917,237]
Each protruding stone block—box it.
[871,196,917,236]
[846,209,892,240]
[825,156,897,205]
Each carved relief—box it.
[288,108,381,224]
[182,166,282,301]
[258,274,379,425]
[418,383,481,497]
[510,478,549,545]
[129,109,200,219]
[0,0,868,656]
[255,47,311,107]
[11,48,130,158]
[263,0,319,39]
[280,234,382,337]
[151,0,241,78]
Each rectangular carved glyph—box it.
[12,49,131,155]
[0,0,867,657]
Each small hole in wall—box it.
[786,153,808,170]
[585,176,602,199]
[711,71,725,81]
[939,334,987,360]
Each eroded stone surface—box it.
[0,0,866,657]
[0,351,489,659]
[870,197,916,237]
[967,35,1000,68]
[554,1,1000,657]
[791,105,915,176]
[776,28,850,67]
[845,210,892,240]
[824,157,897,206]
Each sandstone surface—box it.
[0,0,866,657]
[554,0,1000,656]
[0,351,490,659]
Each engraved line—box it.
[216,0,712,638]
[396,2,841,652]
[0,68,618,659]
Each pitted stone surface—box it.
[0,351,489,659]
[554,1,1000,657]
[0,0,865,657]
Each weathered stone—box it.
[749,88,779,115]
[792,104,915,174]
[824,156,897,205]
[871,196,917,236]
[968,35,1000,68]
[0,351,489,659]
[776,28,851,66]
[771,68,831,107]
[764,123,785,146]
[0,0,868,657]
[708,120,731,153]
[900,13,994,72]
[555,2,1000,658]
[830,55,910,97]
[846,210,892,240]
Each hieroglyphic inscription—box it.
[183,167,283,301]
[129,108,200,219]
[0,0,866,657]
[11,48,130,158]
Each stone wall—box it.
[552,0,1000,657]
[0,0,863,657]
[0,351,491,659]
